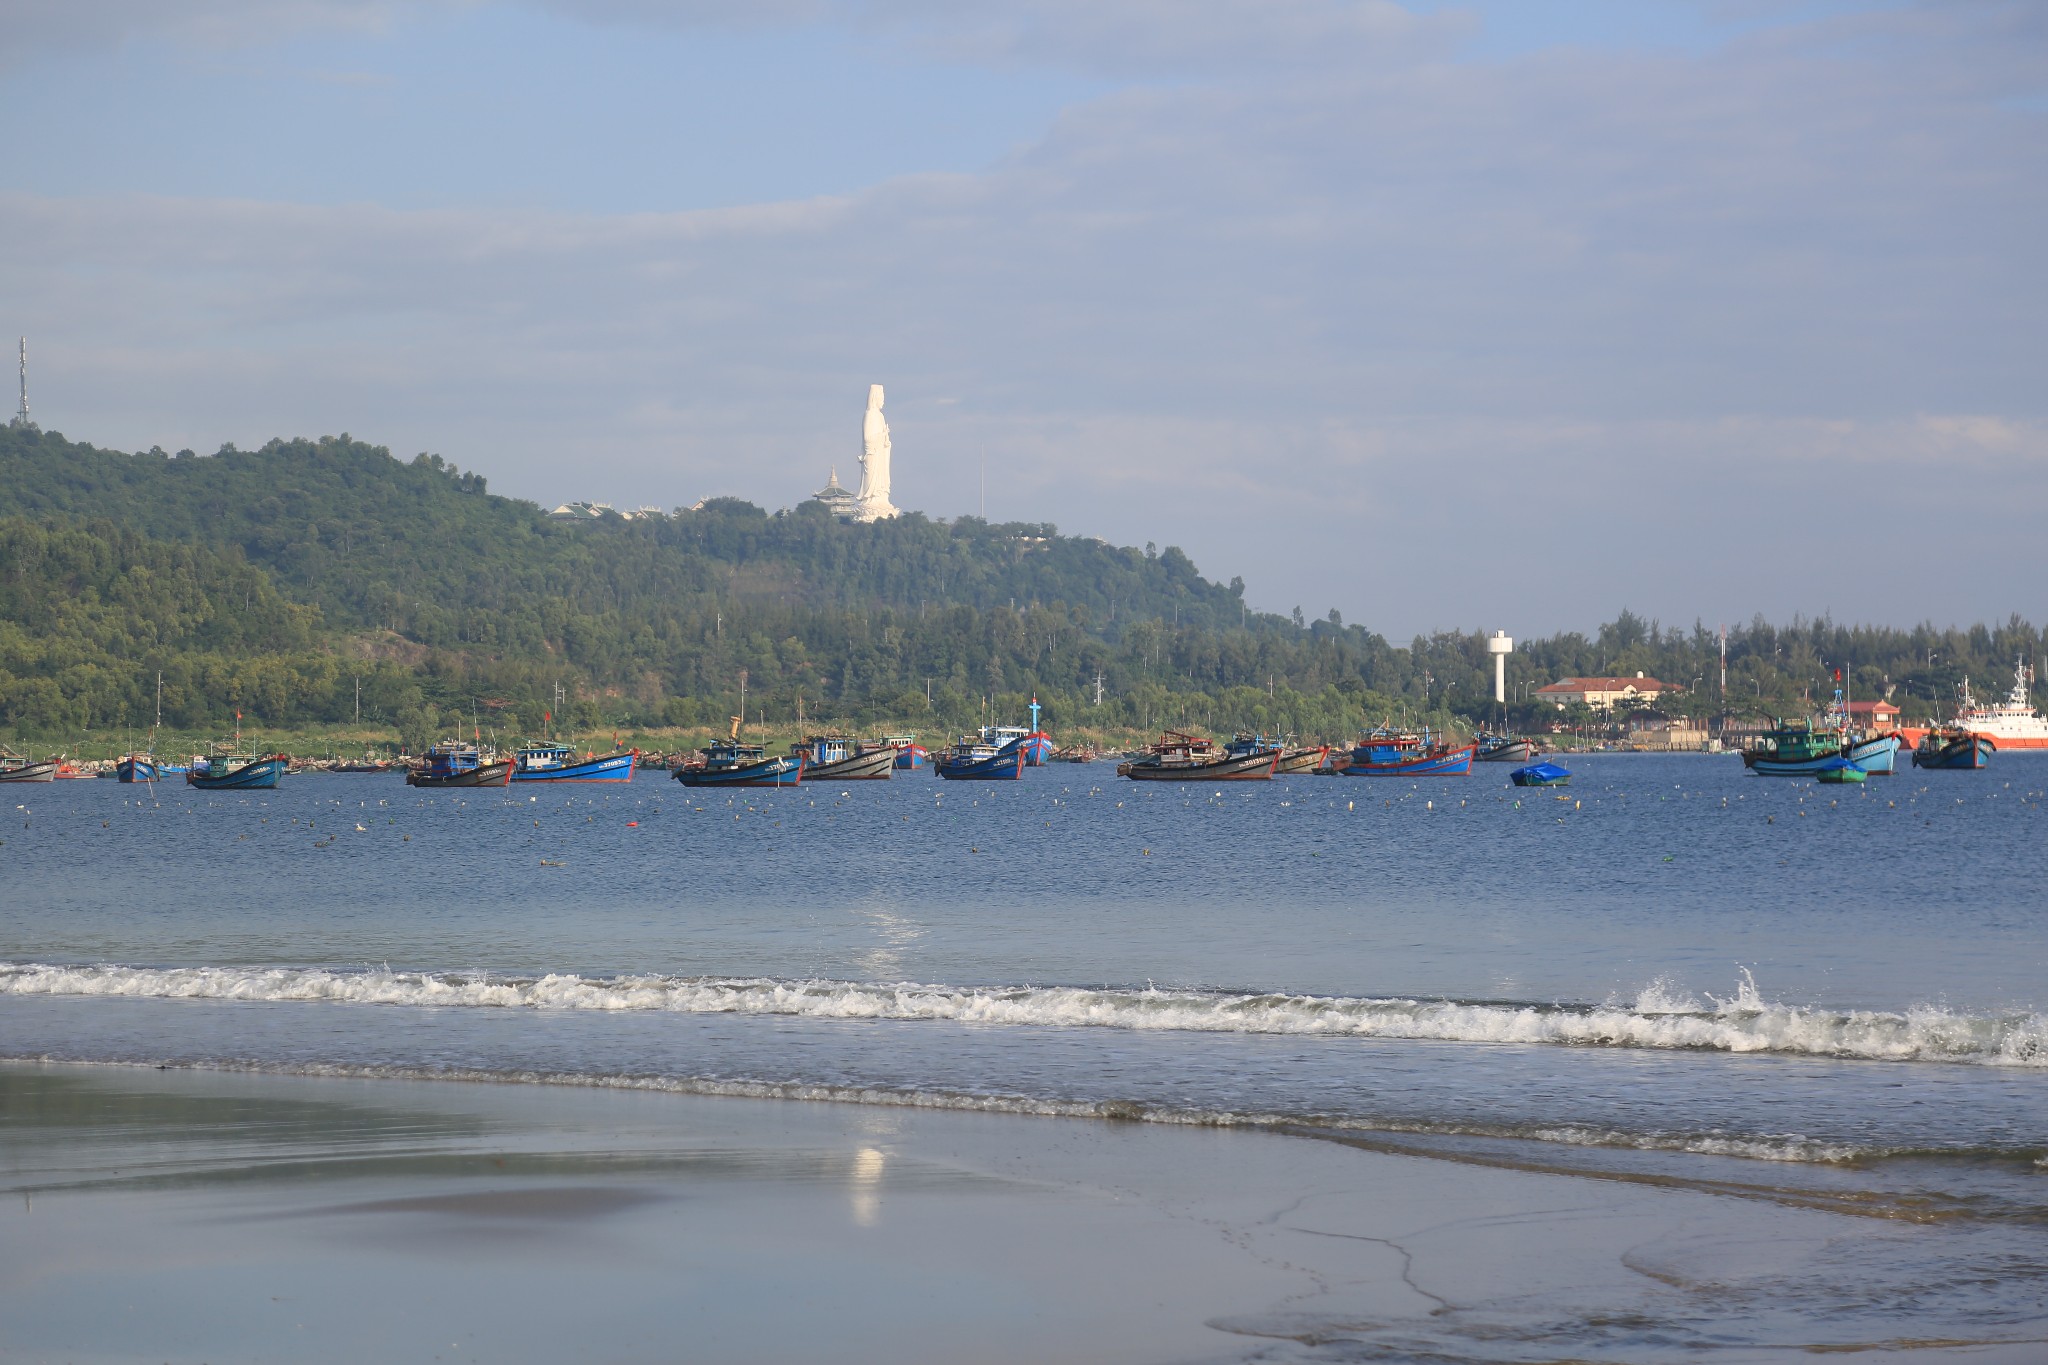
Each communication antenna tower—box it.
[11,337,30,429]
[1718,624,1727,697]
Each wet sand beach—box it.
[4,1061,2043,1364]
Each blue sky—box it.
[3,1,2044,636]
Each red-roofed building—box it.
[1847,700,1902,730]
[1535,672,1680,711]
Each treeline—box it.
[0,425,2039,744]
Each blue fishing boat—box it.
[187,752,288,790]
[1343,728,1477,777]
[404,742,514,788]
[1912,728,1993,770]
[935,738,1027,780]
[979,699,1053,766]
[882,735,928,770]
[1509,761,1571,787]
[672,716,805,788]
[116,755,162,783]
[511,743,638,783]
[1841,733,1900,775]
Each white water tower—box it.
[1487,630,1513,703]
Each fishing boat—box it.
[404,742,513,788]
[673,718,805,787]
[1911,728,1993,770]
[1740,721,1854,777]
[0,748,57,783]
[1050,745,1098,763]
[1117,730,1280,781]
[511,742,638,783]
[881,735,928,770]
[1953,659,2048,750]
[1509,761,1571,787]
[934,737,1027,780]
[1814,756,1867,784]
[1840,733,1900,775]
[978,699,1053,766]
[332,759,390,774]
[1475,734,1536,763]
[188,752,289,790]
[118,673,180,782]
[1342,728,1477,777]
[791,734,894,781]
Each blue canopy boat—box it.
[187,752,288,790]
[1509,761,1572,787]
[1343,727,1477,777]
[511,743,638,783]
[1814,755,1867,784]
[935,738,1028,780]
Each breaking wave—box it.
[3,960,2043,1067]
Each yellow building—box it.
[1535,673,1679,711]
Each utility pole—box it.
[11,338,30,429]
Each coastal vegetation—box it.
[1,424,2040,750]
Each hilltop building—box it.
[547,501,665,523]
[812,384,901,522]
[1536,673,1680,710]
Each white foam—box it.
[2,961,2042,1067]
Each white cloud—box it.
[2,2,2043,632]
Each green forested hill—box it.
[0,424,2040,745]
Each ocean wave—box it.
[0,1054,1916,1166]
[3,960,2043,1067]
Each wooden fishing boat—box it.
[511,742,638,783]
[880,735,928,770]
[1476,734,1536,763]
[792,734,894,781]
[935,738,1027,780]
[188,752,289,790]
[1342,728,1476,777]
[0,748,57,783]
[1911,728,1992,770]
[404,742,514,788]
[1118,730,1280,781]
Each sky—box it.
[2,0,2043,639]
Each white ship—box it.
[1954,657,2048,751]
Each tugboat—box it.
[1509,760,1571,787]
[1342,727,1477,777]
[0,747,57,783]
[1117,730,1281,781]
[1475,733,1536,763]
[935,736,1027,780]
[1911,727,1993,770]
[511,742,638,783]
[673,717,805,788]
[881,735,928,770]
[792,734,895,781]
[404,741,514,788]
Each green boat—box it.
[1814,756,1866,784]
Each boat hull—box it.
[1118,749,1280,781]
[512,750,638,783]
[1477,739,1535,763]
[675,755,805,787]
[1842,734,1900,775]
[1815,760,1867,784]
[801,748,896,781]
[892,746,928,770]
[1913,737,1993,770]
[1273,746,1329,775]
[0,761,57,783]
[405,759,515,788]
[936,749,1028,780]
[1343,745,1477,777]
[188,757,287,790]
[1742,752,1843,776]
[116,757,157,782]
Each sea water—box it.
[3,755,2045,1354]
